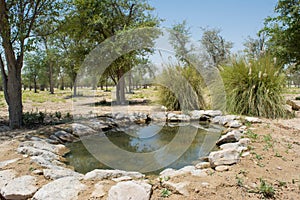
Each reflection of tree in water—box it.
[65,124,221,173]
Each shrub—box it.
[157,65,206,111]
[221,55,290,119]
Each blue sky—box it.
[149,0,278,52]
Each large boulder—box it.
[107,181,152,200]
[54,130,76,143]
[71,123,97,137]
[32,177,86,200]
[189,110,205,120]
[209,148,240,168]
[1,175,38,200]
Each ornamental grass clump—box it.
[222,55,290,119]
[157,65,206,111]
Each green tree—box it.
[0,0,64,128]
[200,28,233,68]
[68,0,160,103]
[262,0,300,68]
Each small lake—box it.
[65,123,222,174]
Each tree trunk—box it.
[7,68,23,128]
[34,77,37,93]
[49,63,54,94]
[60,76,65,90]
[73,80,77,96]
[116,69,126,104]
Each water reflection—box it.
[65,122,221,174]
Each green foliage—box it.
[157,65,206,111]
[222,55,290,119]
[245,130,258,140]
[258,178,275,198]
[262,0,300,68]
[23,111,45,126]
[160,188,172,198]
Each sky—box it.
[149,0,278,53]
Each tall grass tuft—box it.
[222,55,290,119]
[157,65,206,111]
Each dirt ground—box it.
[0,91,299,199]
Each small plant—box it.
[277,180,286,187]
[245,130,258,140]
[275,152,282,157]
[238,169,248,176]
[236,175,244,187]
[55,111,62,119]
[263,134,272,142]
[22,111,45,126]
[160,188,172,197]
[287,143,293,149]
[253,152,263,160]
[258,178,275,198]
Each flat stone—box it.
[190,170,208,177]
[203,110,223,117]
[162,181,190,196]
[30,156,66,169]
[17,146,61,161]
[226,120,242,128]
[209,148,240,168]
[84,169,144,180]
[0,170,16,189]
[90,182,105,198]
[107,181,151,200]
[241,152,250,157]
[32,177,86,200]
[245,117,262,123]
[18,141,69,156]
[54,131,76,142]
[195,162,211,169]
[149,112,167,121]
[216,130,242,146]
[43,168,84,180]
[0,158,20,168]
[215,165,230,172]
[1,175,38,200]
[201,182,210,187]
[71,123,97,137]
[189,110,205,120]
[112,176,133,182]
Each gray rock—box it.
[18,141,69,156]
[245,117,262,123]
[195,162,211,169]
[0,125,10,132]
[107,181,151,200]
[54,130,76,142]
[0,170,16,189]
[212,115,239,126]
[209,148,240,168]
[0,158,20,168]
[203,110,222,117]
[90,182,105,198]
[43,167,83,180]
[17,146,61,161]
[190,170,208,177]
[30,156,66,169]
[215,165,230,172]
[226,120,242,128]
[216,130,242,146]
[150,112,167,121]
[159,166,196,178]
[162,181,190,196]
[1,175,38,200]
[112,176,133,182]
[84,169,144,180]
[71,123,97,137]
[189,110,205,120]
[32,177,86,200]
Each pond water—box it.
[65,123,222,174]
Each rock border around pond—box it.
[0,110,262,200]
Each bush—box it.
[157,65,206,111]
[221,55,289,119]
